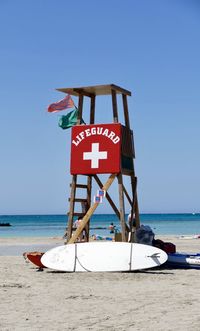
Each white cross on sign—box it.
[83,143,107,168]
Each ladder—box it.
[64,174,92,242]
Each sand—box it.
[0,236,200,331]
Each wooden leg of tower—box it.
[85,175,92,242]
[117,174,127,242]
[77,94,84,125]
[131,176,140,229]
[66,175,77,242]
[134,194,140,229]
[111,89,119,123]
[122,94,130,128]
[90,95,96,124]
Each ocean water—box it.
[1,213,200,238]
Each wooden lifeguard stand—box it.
[56,84,140,243]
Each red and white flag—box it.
[47,94,74,113]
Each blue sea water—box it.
[1,213,200,238]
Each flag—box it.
[47,94,74,113]
[97,189,105,197]
[93,195,103,204]
[58,109,85,130]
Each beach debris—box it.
[178,235,200,240]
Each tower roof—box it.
[56,84,131,97]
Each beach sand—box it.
[0,236,200,331]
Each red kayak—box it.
[23,251,46,268]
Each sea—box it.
[1,213,200,238]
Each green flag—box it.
[58,108,85,130]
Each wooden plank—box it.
[65,175,77,240]
[56,84,131,97]
[128,177,137,242]
[94,177,129,231]
[71,183,88,189]
[84,175,92,241]
[121,168,134,176]
[67,212,85,217]
[74,88,94,98]
[68,174,116,244]
[77,94,84,125]
[111,89,119,123]
[68,198,88,203]
[131,176,140,230]
[122,184,132,205]
[111,84,132,96]
[117,174,127,242]
[93,174,120,219]
[121,127,134,157]
[122,94,130,128]
[90,95,96,124]
[134,194,140,229]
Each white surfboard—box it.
[41,242,168,272]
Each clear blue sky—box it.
[0,0,199,214]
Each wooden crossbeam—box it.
[93,174,129,234]
[68,174,116,244]
[68,198,88,203]
[122,184,132,205]
[70,183,88,189]
[93,174,120,219]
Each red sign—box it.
[70,123,121,174]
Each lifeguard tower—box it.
[56,84,140,243]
